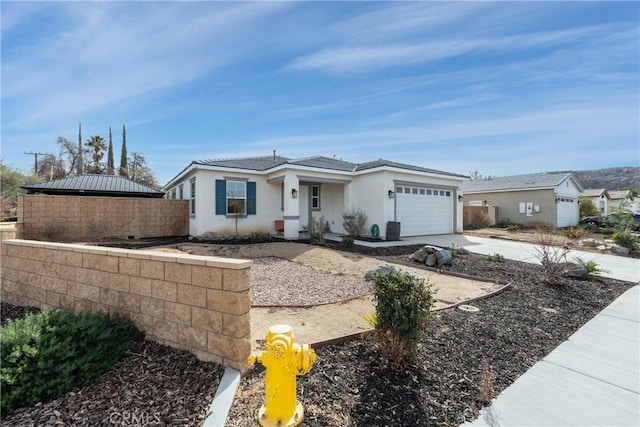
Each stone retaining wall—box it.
[17,194,189,241]
[0,239,252,371]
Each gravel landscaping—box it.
[1,240,634,426]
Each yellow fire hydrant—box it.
[248,324,316,427]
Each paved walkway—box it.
[463,285,639,427]
[330,233,640,426]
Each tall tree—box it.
[119,124,128,178]
[85,135,106,174]
[77,122,83,175]
[128,152,159,189]
[107,126,115,175]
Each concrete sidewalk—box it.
[463,285,640,427]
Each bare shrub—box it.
[534,225,572,285]
[342,207,368,237]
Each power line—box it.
[23,152,48,175]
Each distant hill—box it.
[553,166,640,191]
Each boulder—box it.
[424,254,437,267]
[543,262,588,279]
[610,246,631,256]
[435,249,453,266]
[412,248,428,263]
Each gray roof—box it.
[609,190,633,200]
[22,175,164,198]
[355,159,468,178]
[187,155,466,177]
[582,188,609,198]
[463,172,581,193]
[194,156,288,171]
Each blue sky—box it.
[2,1,638,186]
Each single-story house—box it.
[462,172,584,228]
[22,174,164,198]
[580,189,610,215]
[163,154,468,239]
[608,190,638,214]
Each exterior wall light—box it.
[292,188,298,198]
[458,194,463,202]
[388,190,395,198]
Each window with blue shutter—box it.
[215,179,256,215]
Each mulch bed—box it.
[226,245,633,426]
[1,303,224,426]
[1,240,634,426]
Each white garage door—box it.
[557,196,578,227]
[396,185,453,236]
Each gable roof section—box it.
[581,188,610,198]
[22,175,164,198]
[355,159,468,178]
[463,172,583,194]
[168,154,467,188]
[609,190,633,200]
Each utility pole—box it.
[24,151,48,175]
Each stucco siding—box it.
[465,189,557,226]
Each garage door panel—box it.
[396,185,453,236]
[557,196,578,228]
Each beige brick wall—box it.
[0,239,252,371]
[0,223,17,242]
[17,194,189,241]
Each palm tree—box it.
[85,135,106,173]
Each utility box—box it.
[386,221,401,241]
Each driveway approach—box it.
[419,234,640,283]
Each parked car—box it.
[579,216,610,227]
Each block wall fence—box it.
[17,194,189,241]
[0,239,252,371]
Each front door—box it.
[299,185,309,230]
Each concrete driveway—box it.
[418,234,640,283]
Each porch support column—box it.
[283,174,300,239]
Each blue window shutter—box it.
[247,182,256,215]
[215,180,226,215]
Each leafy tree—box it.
[469,170,494,181]
[119,124,128,177]
[56,136,88,177]
[579,198,599,218]
[85,135,106,174]
[107,126,115,175]
[128,152,158,189]
[0,160,39,218]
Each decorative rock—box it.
[610,246,631,256]
[564,263,588,279]
[435,249,453,266]
[580,238,599,248]
[412,248,428,263]
[425,254,437,267]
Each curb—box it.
[202,367,241,427]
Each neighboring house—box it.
[462,172,584,228]
[580,189,610,215]
[608,190,638,214]
[22,174,164,198]
[163,154,468,239]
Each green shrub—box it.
[613,230,638,253]
[249,231,271,244]
[1,309,143,416]
[575,257,608,278]
[564,227,586,239]
[342,207,368,237]
[365,265,433,371]
[449,245,470,256]
[341,235,355,249]
[487,253,505,263]
[307,215,327,245]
